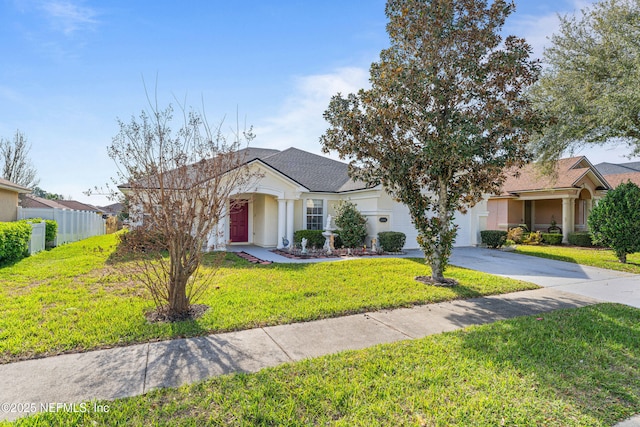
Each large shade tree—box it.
[321,0,541,282]
[110,103,257,319]
[530,0,640,163]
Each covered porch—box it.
[486,157,610,243]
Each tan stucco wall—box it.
[487,199,508,230]
[534,199,561,227]
[0,189,19,222]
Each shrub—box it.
[507,227,524,244]
[378,231,406,252]
[44,220,57,245]
[541,233,563,245]
[480,230,507,248]
[334,201,368,248]
[589,181,640,262]
[568,232,594,247]
[0,221,32,263]
[293,230,325,248]
[522,231,542,245]
[116,228,169,254]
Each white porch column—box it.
[585,199,593,229]
[561,197,574,243]
[277,199,286,249]
[286,199,294,247]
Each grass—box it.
[515,245,640,274]
[8,303,639,426]
[0,234,537,363]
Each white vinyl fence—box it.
[18,207,106,246]
[26,221,45,255]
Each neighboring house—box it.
[100,202,124,218]
[595,161,640,189]
[55,200,104,215]
[121,147,488,250]
[486,157,610,243]
[20,194,69,209]
[0,178,31,221]
[20,195,103,214]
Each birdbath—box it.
[322,214,337,255]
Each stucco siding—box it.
[0,189,18,222]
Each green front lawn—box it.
[10,304,640,426]
[0,234,537,363]
[515,245,640,274]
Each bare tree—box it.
[110,102,258,319]
[0,130,39,188]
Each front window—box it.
[306,199,323,230]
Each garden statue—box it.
[301,237,308,254]
[282,236,290,250]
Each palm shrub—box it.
[334,201,367,248]
[588,181,640,263]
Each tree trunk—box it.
[430,178,450,283]
[617,251,627,263]
[167,244,191,317]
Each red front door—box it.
[229,200,249,242]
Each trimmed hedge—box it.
[0,221,32,263]
[480,230,507,248]
[541,233,563,245]
[378,231,406,252]
[293,230,325,249]
[568,232,594,247]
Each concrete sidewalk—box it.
[0,288,601,422]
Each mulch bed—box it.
[270,248,404,260]
[145,304,210,323]
[414,276,459,287]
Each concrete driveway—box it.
[450,247,640,308]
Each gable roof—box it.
[0,178,31,194]
[594,161,640,188]
[595,161,640,176]
[120,146,371,194]
[56,200,102,212]
[602,172,640,188]
[254,148,370,193]
[497,156,610,196]
[100,202,124,215]
[20,195,68,209]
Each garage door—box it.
[391,203,472,248]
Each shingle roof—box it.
[256,147,370,192]
[119,146,371,193]
[0,178,30,194]
[602,172,640,188]
[497,156,609,196]
[56,200,102,212]
[20,195,68,209]
[595,161,640,176]
[100,202,124,215]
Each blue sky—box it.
[0,0,630,205]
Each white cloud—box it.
[253,67,370,156]
[507,0,597,62]
[40,0,98,35]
